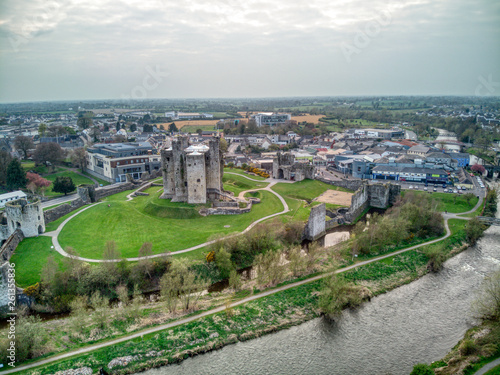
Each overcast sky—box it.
[0,0,499,102]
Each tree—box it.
[228,269,242,291]
[465,217,485,246]
[38,123,47,137]
[0,150,13,186]
[129,124,137,132]
[52,176,76,195]
[463,192,475,207]
[471,164,486,174]
[113,134,127,143]
[215,247,233,279]
[473,269,500,321]
[88,126,101,142]
[219,138,228,153]
[143,124,154,133]
[26,172,51,196]
[33,142,64,167]
[77,117,93,130]
[69,296,88,335]
[70,147,87,171]
[6,158,27,190]
[168,122,178,133]
[318,274,362,319]
[196,128,203,135]
[90,291,109,329]
[14,135,34,159]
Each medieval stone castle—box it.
[160,136,224,204]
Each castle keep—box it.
[273,152,315,181]
[160,136,224,204]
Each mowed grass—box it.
[222,174,268,196]
[9,236,66,288]
[272,179,353,202]
[223,168,266,180]
[403,191,479,213]
[43,171,94,196]
[58,189,283,259]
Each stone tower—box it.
[4,199,45,238]
[160,136,224,204]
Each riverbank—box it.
[8,215,473,375]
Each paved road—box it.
[474,358,500,375]
[4,207,465,375]
[41,194,78,209]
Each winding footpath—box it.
[5,188,486,375]
[42,174,290,262]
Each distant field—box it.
[158,120,221,129]
[292,114,325,123]
[180,125,220,134]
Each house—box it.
[408,145,431,157]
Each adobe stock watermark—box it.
[341,9,392,63]
[121,65,170,99]
[5,263,17,368]
[475,74,500,96]
[8,1,65,53]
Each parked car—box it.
[433,187,437,192]
[424,187,428,191]
[409,185,413,189]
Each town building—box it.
[251,113,291,127]
[0,191,27,208]
[86,142,161,183]
[372,165,448,184]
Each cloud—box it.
[0,0,499,101]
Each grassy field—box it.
[222,174,268,196]
[58,188,284,259]
[223,168,266,180]
[403,191,479,213]
[9,237,66,288]
[272,179,353,202]
[179,125,218,133]
[43,171,94,196]
[81,171,111,186]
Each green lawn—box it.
[271,179,353,202]
[403,191,479,213]
[43,171,95,196]
[222,174,268,196]
[58,189,283,259]
[9,236,66,288]
[223,168,266,180]
[81,171,111,186]
[179,125,217,133]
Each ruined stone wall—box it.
[302,203,326,241]
[315,177,363,192]
[273,152,294,178]
[161,149,175,198]
[4,200,44,238]
[0,262,13,309]
[206,138,222,192]
[43,198,85,224]
[172,138,189,202]
[93,182,134,201]
[187,153,207,204]
[0,230,24,262]
[345,184,369,222]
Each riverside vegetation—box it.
[2,188,495,374]
[411,187,499,375]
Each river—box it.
[142,196,500,375]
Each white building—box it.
[0,191,27,208]
[251,113,291,127]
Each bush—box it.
[318,274,363,319]
[458,339,478,356]
[424,244,447,272]
[410,363,434,375]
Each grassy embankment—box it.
[10,215,471,375]
[10,177,282,286]
[271,179,353,222]
[403,190,479,214]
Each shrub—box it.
[410,363,434,375]
[458,339,478,356]
[318,274,363,319]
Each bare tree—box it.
[70,147,87,172]
[14,135,34,159]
